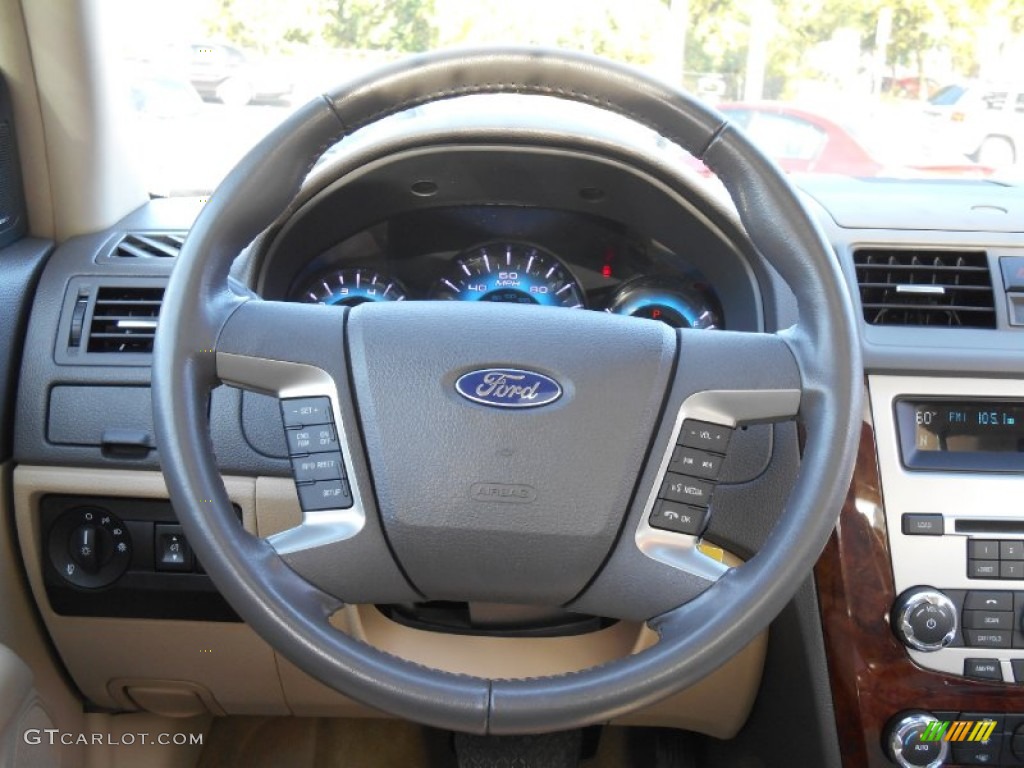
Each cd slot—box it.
[956,519,1024,534]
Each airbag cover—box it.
[346,302,676,604]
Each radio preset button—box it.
[1002,541,1024,560]
[1002,562,1024,579]
[969,540,1000,560]
[969,561,1000,580]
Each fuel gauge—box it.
[607,276,720,330]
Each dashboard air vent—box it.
[101,231,186,261]
[86,286,164,353]
[853,248,995,328]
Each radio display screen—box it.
[908,401,1024,453]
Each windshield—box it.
[110,0,1024,196]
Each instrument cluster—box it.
[281,206,723,331]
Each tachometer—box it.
[607,276,720,329]
[431,242,584,308]
[297,268,407,306]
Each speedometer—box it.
[431,242,584,308]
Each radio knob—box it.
[892,588,957,652]
[885,712,949,767]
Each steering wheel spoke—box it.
[207,297,418,604]
[569,328,802,622]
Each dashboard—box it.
[268,206,722,330]
[5,89,1024,768]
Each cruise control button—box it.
[901,513,944,536]
[965,591,1013,611]
[659,474,714,507]
[964,610,1013,630]
[964,658,1003,681]
[280,397,333,428]
[964,629,1012,648]
[286,424,339,456]
[668,447,723,480]
[677,420,732,454]
[292,453,345,483]
[649,501,708,536]
[296,479,352,511]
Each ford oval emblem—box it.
[455,368,562,409]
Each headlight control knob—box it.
[47,507,132,588]
[885,712,949,767]
[892,587,957,652]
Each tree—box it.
[202,0,328,54]
[321,0,437,52]
[203,0,437,54]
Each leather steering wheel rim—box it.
[152,47,862,734]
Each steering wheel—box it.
[152,47,862,735]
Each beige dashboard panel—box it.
[1,464,87,767]
[16,466,766,737]
[258,478,766,737]
[13,467,287,717]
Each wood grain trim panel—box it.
[816,421,1024,768]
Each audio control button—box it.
[901,514,944,536]
[964,610,1013,630]
[677,420,731,454]
[964,658,1003,681]
[969,561,1000,579]
[964,629,1011,648]
[964,592,1013,611]
[893,589,958,652]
